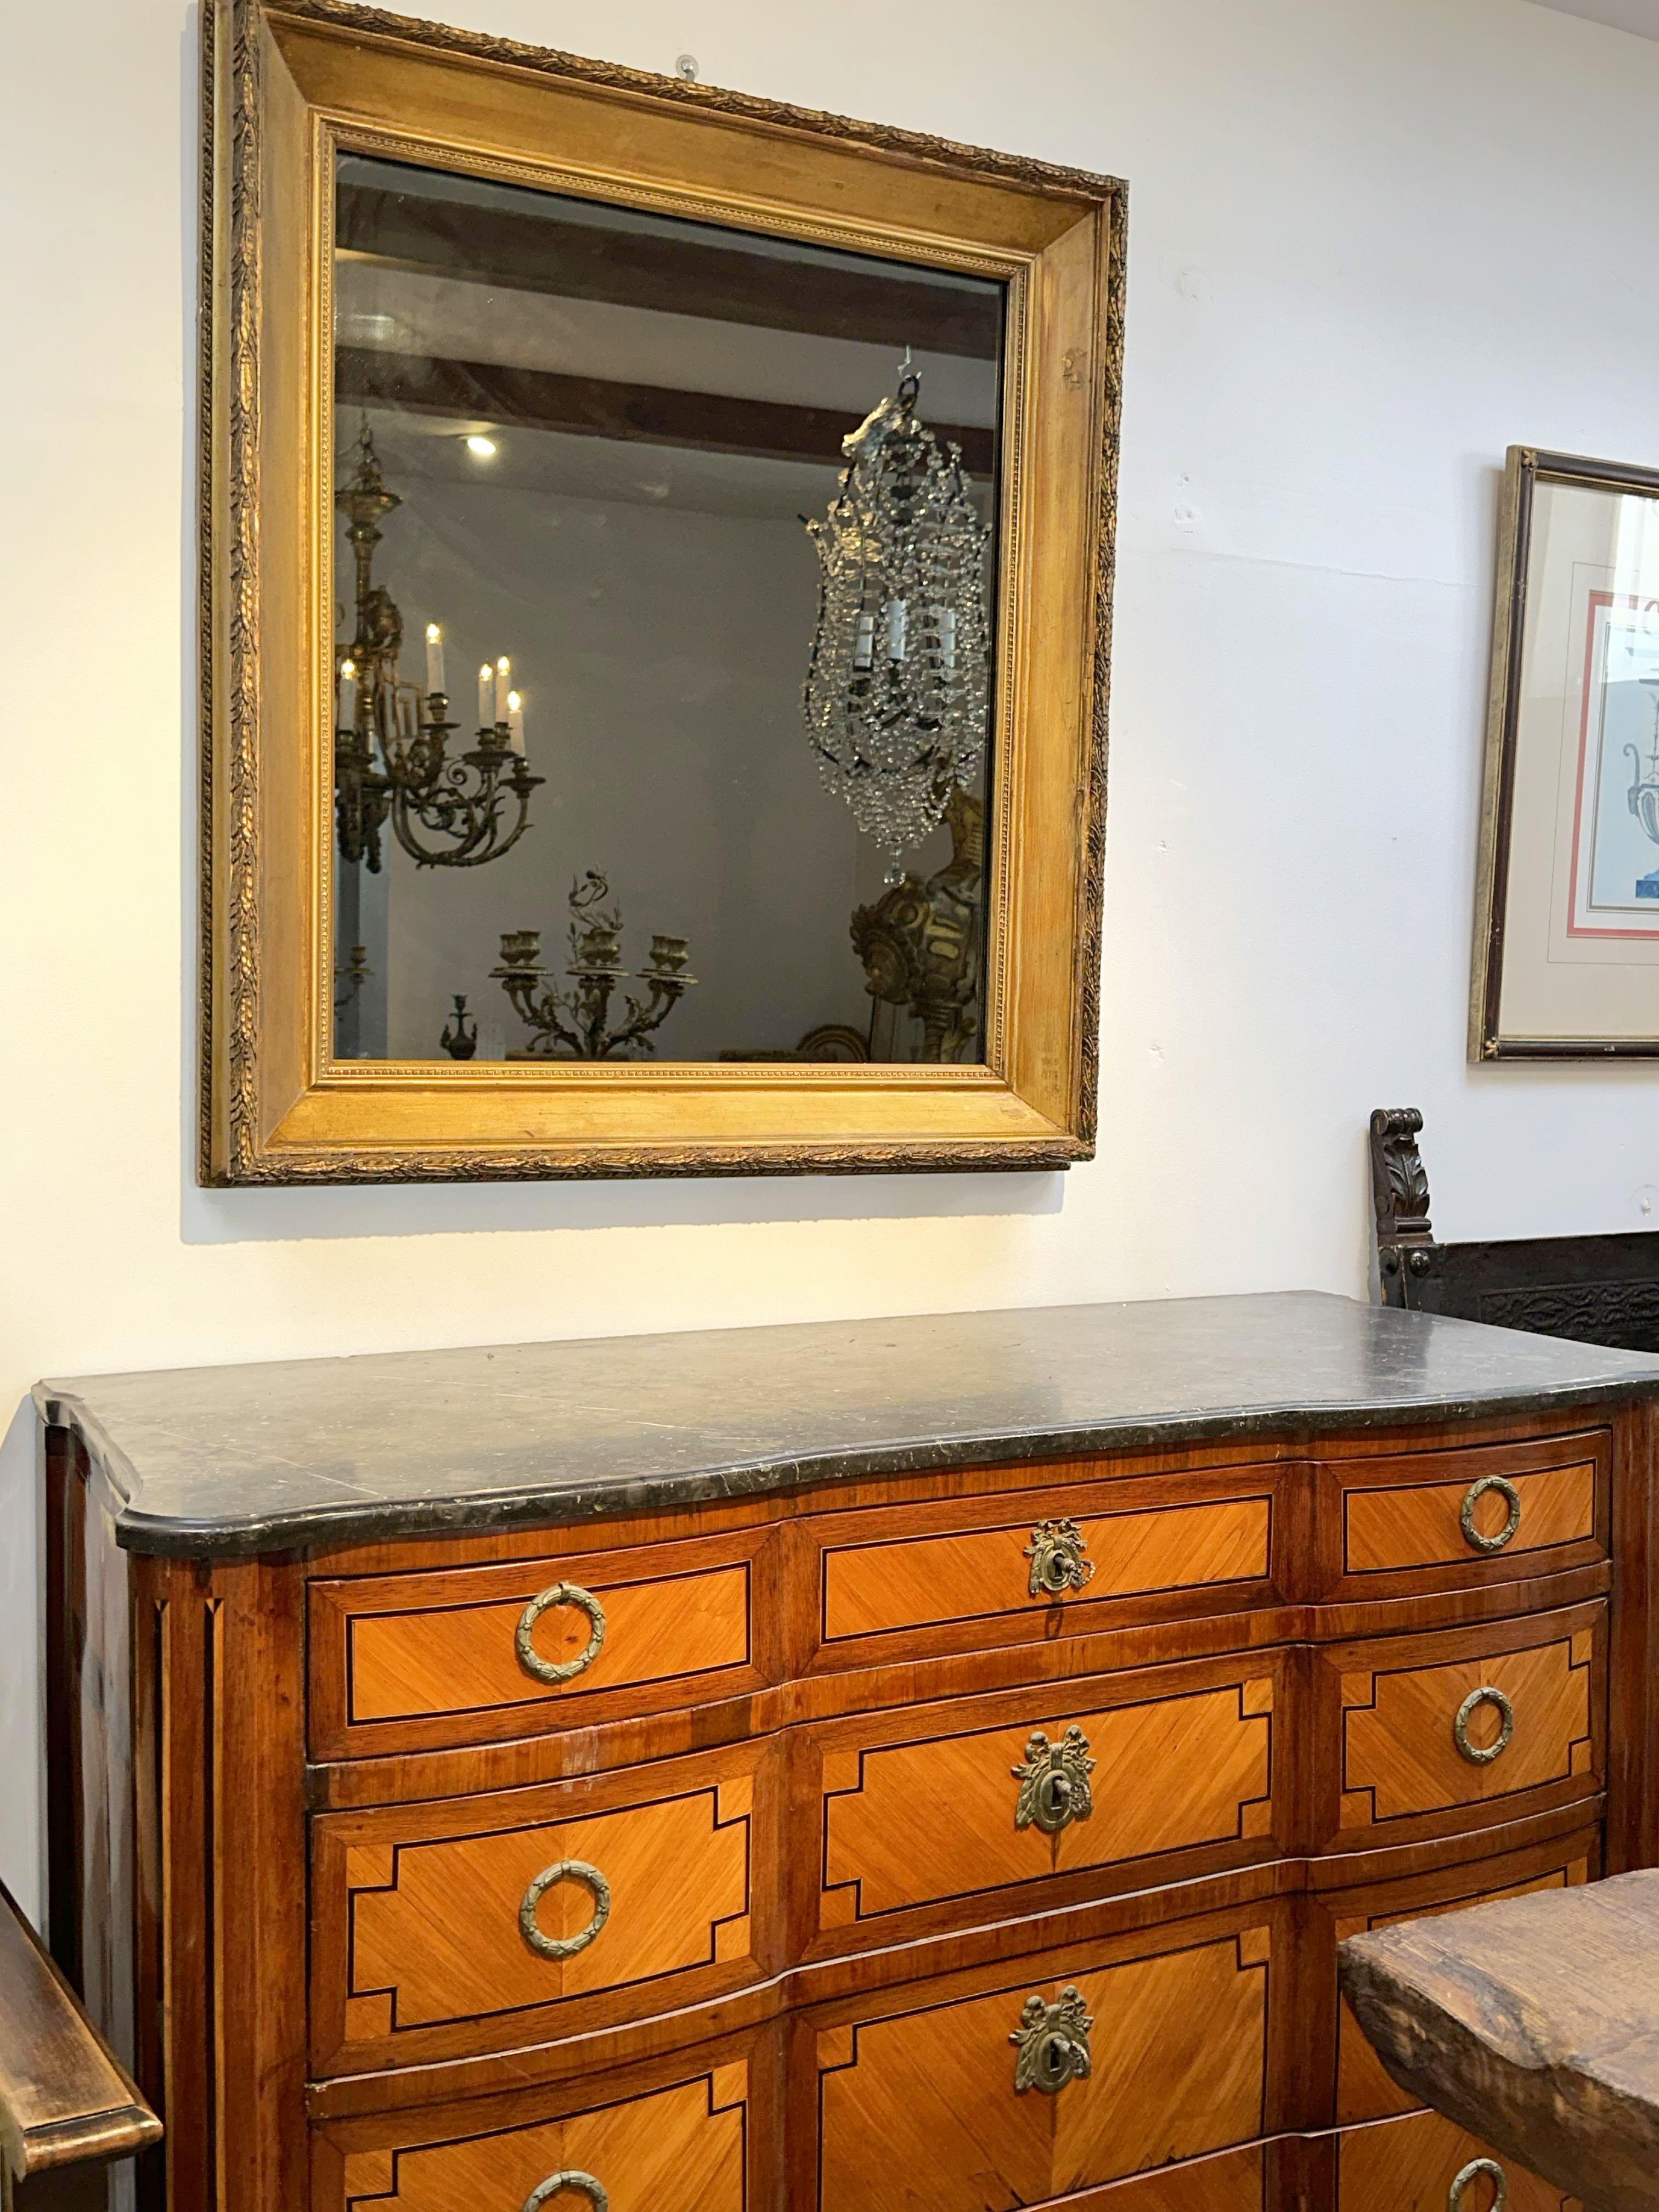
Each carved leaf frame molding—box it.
[199,0,1127,1181]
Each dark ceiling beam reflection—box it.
[336,182,1005,362]
[335,345,997,477]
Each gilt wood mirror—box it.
[201,0,1124,1180]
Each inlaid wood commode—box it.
[33,1295,1659,2212]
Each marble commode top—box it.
[34,1291,1659,1558]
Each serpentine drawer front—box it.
[812,1465,1282,1663]
[312,2046,755,2211]
[1324,1601,1605,1848]
[1334,2110,1572,2212]
[808,1904,1282,2210]
[813,1649,1283,1942]
[308,1530,765,1760]
[309,1741,771,2074]
[1323,1432,1606,1602]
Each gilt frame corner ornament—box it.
[1470,443,1659,1063]
[199,0,1126,1182]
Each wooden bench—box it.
[0,1877,159,2209]
[1339,1869,1659,2212]
[1370,1108,1659,1351]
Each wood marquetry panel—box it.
[1330,1843,1595,2125]
[311,1744,766,2072]
[308,1531,766,1760]
[320,2060,751,2211]
[819,1479,1276,1651]
[1318,1432,1609,1603]
[1079,2144,1266,2212]
[1332,1603,1604,1842]
[818,1655,1278,1929]
[1344,1461,1596,1575]
[812,1917,1276,2209]
[1336,2109,1576,2212]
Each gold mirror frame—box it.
[201,0,1125,1181]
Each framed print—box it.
[199,0,1125,1182]
[1472,445,1659,1058]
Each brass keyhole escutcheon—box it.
[1448,2159,1508,2212]
[1024,1518,1094,1599]
[523,2176,608,2212]
[1013,1726,1095,1835]
[1460,1475,1522,1555]
[518,1859,612,1960]
[1010,1986,1093,2094]
[516,1581,607,1685]
[1038,1770,1073,1822]
[1453,1685,1515,1767]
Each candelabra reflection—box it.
[494,872,696,1058]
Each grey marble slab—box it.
[33,1292,1659,1559]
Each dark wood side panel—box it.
[43,1431,83,1989]
[1608,1395,1659,1874]
[128,1553,309,2212]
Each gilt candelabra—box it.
[335,423,543,871]
[493,872,696,1058]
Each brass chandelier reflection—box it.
[803,356,991,870]
[334,424,542,871]
[493,871,696,1059]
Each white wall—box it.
[5,0,1659,1917]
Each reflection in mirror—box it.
[329,153,1003,1066]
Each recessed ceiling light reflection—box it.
[464,433,499,459]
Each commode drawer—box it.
[1336,2109,1572,2212]
[807,1462,1285,1669]
[809,1649,1285,1949]
[308,1528,769,1759]
[806,1903,1283,2210]
[1318,1432,1606,1603]
[309,1740,775,2074]
[1318,1826,1600,2126]
[312,2036,761,2211]
[1316,1601,1605,1852]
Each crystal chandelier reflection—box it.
[334,424,543,871]
[802,356,991,873]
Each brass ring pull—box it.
[1460,1475,1522,1555]
[516,1582,607,1685]
[519,1860,612,1960]
[1010,1986,1093,2094]
[523,2175,608,2212]
[1448,2158,1507,2212]
[1453,1686,1515,1766]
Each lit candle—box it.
[477,662,493,731]
[506,689,526,755]
[887,599,908,663]
[495,654,512,726]
[424,622,445,698]
[338,658,357,730]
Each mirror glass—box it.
[329,151,1003,1066]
